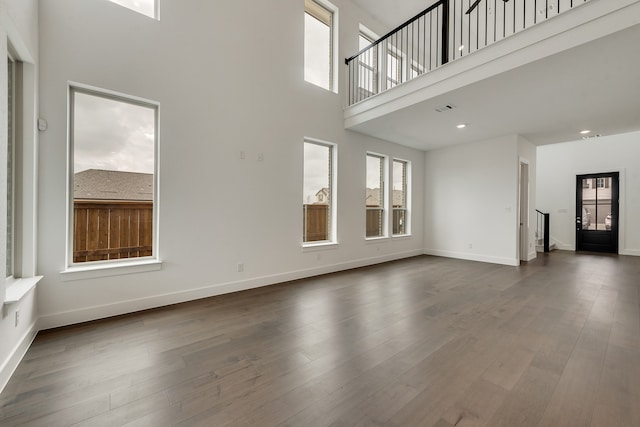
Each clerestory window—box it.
[304,0,338,92]
[109,0,158,19]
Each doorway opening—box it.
[519,161,529,262]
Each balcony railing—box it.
[346,0,591,105]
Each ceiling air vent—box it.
[435,104,456,113]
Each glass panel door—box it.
[576,172,618,253]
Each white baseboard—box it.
[423,249,520,267]
[39,249,424,330]
[527,250,537,261]
[620,249,640,256]
[0,320,38,394]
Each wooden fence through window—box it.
[303,204,329,242]
[73,200,153,263]
[304,204,406,240]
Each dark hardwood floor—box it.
[1,252,639,426]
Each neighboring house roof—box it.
[314,187,330,205]
[74,169,153,201]
[311,187,406,206]
[366,188,405,207]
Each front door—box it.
[576,172,619,253]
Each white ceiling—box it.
[348,23,640,151]
[351,0,434,29]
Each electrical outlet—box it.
[240,151,246,160]
[257,153,264,162]
[237,263,244,273]
[15,310,19,327]
[468,243,473,249]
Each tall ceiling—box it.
[351,0,435,29]
[347,2,640,151]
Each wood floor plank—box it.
[1,252,639,426]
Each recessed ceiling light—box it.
[580,130,591,135]
[456,123,467,129]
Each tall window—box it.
[366,153,386,238]
[357,30,378,98]
[392,159,410,235]
[304,0,337,91]
[70,86,157,264]
[109,0,157,19]
[386,49,402,89]
[303,139,336,244]
[6,55,15,278]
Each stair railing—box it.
[536,209,550,253]
[346,0,592,106]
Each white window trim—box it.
[64,82,161,275]
[4,38,41,305]
[6,53,16,280]
[365,151,389,240]
[392,158,412,237]
[357,25,381,97]
[303,137,338,247]
[60,259,162,281]
[304,0,339,93]
[359,24,379,43]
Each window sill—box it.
[4,276,43,305]
[365,236,390,243]
[61,259,163,282]
[392,233,412,239]
[302,242,340,252]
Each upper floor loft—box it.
[344,0,640,151]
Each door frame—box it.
[518,159,530,262]
[575,171,619,253]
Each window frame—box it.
[365,152,388,239]
[392,158,411,236]
[357,25,380,98]
[303,137,338,247]
[6,53,16,279]
[66,83,160,272]
[304,0,339,93]
[4,39,44,302]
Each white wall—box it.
[36,0,425,329]
[424,135,524,266]
[537,131,640,255]
[0,0,39,392]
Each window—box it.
[596,177,609,189]
[385,49,402,89]
[69,86,158,265]
[6,55,15,278]
[357,29,378,98]
[366,153,386,238]
[392,159,410,235]
[304,0,337,92]
[303,139,336,244]
[109,0,158,19]
[409,62,424,79]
